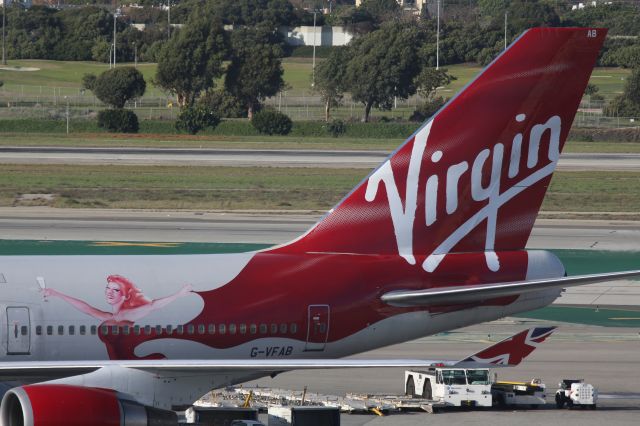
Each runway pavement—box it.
[2,207,640,250]
[1,146,639,170]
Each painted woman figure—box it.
[42,274,194,359]
[42,274,193,322]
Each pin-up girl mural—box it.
[42,274,195,359]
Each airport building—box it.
[355,0,426,13]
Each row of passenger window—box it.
[32,323,299,337]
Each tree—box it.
[314,47,349,121]
[415,68,456,101]
[607,68,640,117]
[207,0,295,26]
[360,0,400,22]
[344,22,421,122]
[91,67,146,109]
[155,18,228,107]
[224,26,285,119]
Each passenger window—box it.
[259,324,267,334]
[198,324,205,334]
[219,324,226,335]
[80,325,86,335]
[47,326,53,336]
[36,325,42,336]
[270,324,277,334]
[177,325,184,335]
[229,324,237,335]
[144,325,151,335]
[156,325,162,334]
[250,324,257,334]
[133,325,141,335]
[58,325,64,335]
[239,324,247,335]
[101,325,109,335]
[279,324,287,334]
[69,325,75,335]
[290,323,297,334]
[123,325,130,335]
[90,325,97,335]
[112,325,119,335]
[187,324,195,335]
[208,324,215,334]
[21,326,28,336]
[166,325,173,334]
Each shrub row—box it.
[2,117,638,142]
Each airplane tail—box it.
[271,28,606,274]
[457,326,557,367]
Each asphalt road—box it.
[1,146,639,170]
[1,208,640,250]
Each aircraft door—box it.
[6,307,31,355]
[305,304,330,352]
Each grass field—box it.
[0,59,630,101]
[0,133,638,153]
[1,164,639,214]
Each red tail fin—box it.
[275,28,606,273]
[459,327,557,366]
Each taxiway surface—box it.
[1,147,639,170]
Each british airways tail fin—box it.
[458,327,557,367]
[274,28,606,274]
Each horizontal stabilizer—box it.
[381,270,640,307]
[457,327,556,366]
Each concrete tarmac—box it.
[1,147,640,171]
[2,207,640,250]
[249,321,640,425]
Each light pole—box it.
[504,11,508,50]
[167,0,171,40]
[64,96,69,135]
[436,0,440,70]
[312,10,317,87]
[2,4,6,66]
[113,0,117,67]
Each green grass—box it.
[0,59,630,101]
[1,165,639,213]
[1,131,640,153]
[543,171,640,213]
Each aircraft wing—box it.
[0,326,555,380]
[381,270,640,307]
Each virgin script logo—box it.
[364,114,562,273]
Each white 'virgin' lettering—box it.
[365,115,562,272]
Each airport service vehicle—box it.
[0,27,635,426]
[404,328,555,407]
[491,379,546,408]
[405,368,492,408]
[555,379,598,409]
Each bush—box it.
[175,106,221,135]
[92,67,146,109]
[410,97,447,122]
[251,109,293,135]
[324,119,347,137]
[97,109,140,133]
[199,89,248,119]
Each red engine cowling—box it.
[0,384,177,426]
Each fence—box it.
[0,84,637,126]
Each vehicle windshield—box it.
[466,369,490,385]
[441,369,467,385]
